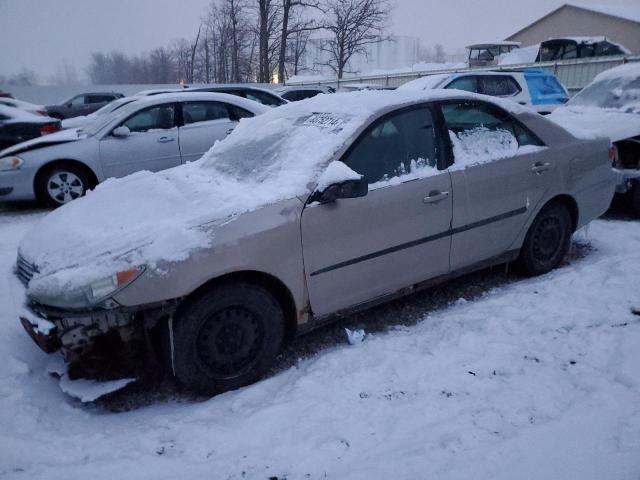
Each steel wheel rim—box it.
[47,171,84,204]
[196,306,265,379]
[532,216,563,262]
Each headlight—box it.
[0,156,23,171]
[86,266,144,302]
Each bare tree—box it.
[320,0,391,79]
[276,0,322,82]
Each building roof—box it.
[507,3,640,40]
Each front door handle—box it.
[157,136,175,143]
[423,190,450,204]
[531,162,551,174]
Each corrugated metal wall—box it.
[287,55,640,94]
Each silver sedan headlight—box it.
[86,266,145,303]
[0,156,24,171]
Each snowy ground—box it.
[1,205,640,480]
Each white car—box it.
[548,62,640,213]
[399,70,569,114]
[0,92,268,206]
[0,97,48,116]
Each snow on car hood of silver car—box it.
[0,128,86,157]
[18,89,533,299]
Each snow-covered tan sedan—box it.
[15,90,615,394]
[0,92,267,206]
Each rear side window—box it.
[227,104,254,121]
[245,90,286,106]
[440,100,543,148]
[478,76,521,96]
[122,104,176,133]
[342,106,438,185]
[445,76,477,93]
[182,101,229,124]
[525,74,568,105]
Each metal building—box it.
[506,4,640,54]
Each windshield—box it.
[569,75,640,113]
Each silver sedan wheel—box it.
[46,171,85,204]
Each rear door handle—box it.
[423,190,450,204]
[531,162,551,174]
[158,136,175,143]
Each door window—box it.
[440,100,543,162]
[478,76,521,96]
[341,106,438,185]
[182,101,229,125]
[122,104,176,133]
[445,76,477,93]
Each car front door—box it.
[438,100,552,271]
[301,105,453,318]
[178,101,244,163]
[99,102,181,178]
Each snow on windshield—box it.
[570,63,640,113]
[398,74,450,91]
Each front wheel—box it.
[35,164,93,207]
[172,283,285,395]
[516,202,572,276]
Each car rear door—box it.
[301,105,453,318]
[98,102,181,178]
[437,99,552,271]
[178,101,243,163]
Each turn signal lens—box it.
[0,156,23,171]
[116,268,141,286]
[608,145,617,166]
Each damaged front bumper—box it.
[16,280,177,363]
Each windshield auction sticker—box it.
[302,113,348,132]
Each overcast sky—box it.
[0,0,638,82]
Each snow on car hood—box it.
[0,128,85,157]
[547,106,640,142]
[19,90,529,296]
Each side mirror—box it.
[112,126,131,138]
[310,178,368,204]
[66,102,72,108]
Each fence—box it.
[286,54,640,94]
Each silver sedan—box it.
[0,92,268,206]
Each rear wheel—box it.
[172,283,285,394]
[35,163,94,207]
[516,201,572,276]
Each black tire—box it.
[516,201,572,276]
[35,163,94,207]
[172,283,285,394]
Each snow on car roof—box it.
[398,74,451,91]
[0,104,48,123]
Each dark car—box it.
[275,86,335,102]
[536,37,630,62]
[186,86,287,107]
[0,105,60,151]
[45,92,124,120]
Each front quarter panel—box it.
[113,198,310,325]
